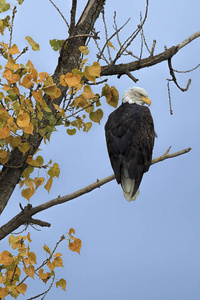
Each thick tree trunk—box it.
[0,0,105,215]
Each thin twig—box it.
[101,8,112,63]
[150,39,156,56]
[168,58,192,92]
[172,63,200,73]
[49,0,69,28]
[9,6,17,50]
[113,0,149,64]
[167,81,173,115]
[26,275,55,300]
[97,17,131,62]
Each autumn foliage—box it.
[0,0,119,298]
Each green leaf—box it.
[0,0,10,13]
[18,142,30,155]
[89,108,103,124]
[17,0,25,4]
[49,39,64,52]
[83,122,92,132]
[67,128,76,135]
[25,36,40,51]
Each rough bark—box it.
[0,0,105,215]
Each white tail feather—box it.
[121,173,140,201]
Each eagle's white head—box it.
[122,86,151,106]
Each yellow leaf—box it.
[52,256,63,268]
[32,89,43,102]
[27,60,38,83]
[38,72,49,82]
[17,111,30,127]
[18,142,30,155]
[21,187,35,201]
[84,62,101,83]
[28,252,37,264]
[0,250,13,265]
[0,125,10,138]
[53,253,63,257]
[83,121,92,132]
[61,72,82,89]
[27,232,32,243]
[89,108,103,124]
[9,235,24,249]
[16,283,27,295]
[102,84,119,108]
[25,36,40,51]
[0,149,9,164]
[56,278,67,291]
[53,103,62,111]
[43,244,51,254]
[82,85,94,100]
[48,163,60,178]
[34,177,45,189]
[68,228,75,239]
[5,58,19,70]
[73,95,87,108]
[38,269,51,283]
[26,155,44,167]
[79,46,89,55]
[68,228,82,254]
[68,238,82,254]
[44,177,53,193]
[20,74,33,89]
[47,260,55,271]
[12,86,20,95]
[24,178,34,189]
[8,44,20,55]
[2,69,20,85]
[108,41,115,50]
[0,287,9,299]
[80,58,88,69]
[23,265,35,278]
[43,85,57,96]
[22,122,33,134]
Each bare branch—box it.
[9,6,17,50]
[167,81,173,115]
[49,0,69,28]
[178,31,200,50]
[69,0,77,35]
[97,17,130,63]
[150,40,156,56]
[101,31,200,79]
[0,147,191,240]
[168,58,192,92]
[172,63,200,73]
[113,0,149,64]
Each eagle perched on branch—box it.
[105,87,155,201]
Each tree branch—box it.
[0,147,192,241]
[0,0,106,215]
[100,31,200,78]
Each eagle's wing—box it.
[105,103,155,199]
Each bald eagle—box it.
[105,86,155,201]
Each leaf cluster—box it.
[0,228,81,298]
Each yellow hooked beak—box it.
[140,96,151,106]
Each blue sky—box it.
[1,0,200,299]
